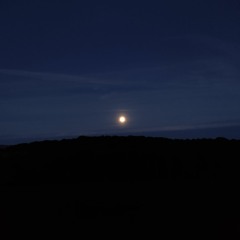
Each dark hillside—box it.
[0,136,239,238]
[0,136,239,185]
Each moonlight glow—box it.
[118,116,127,124]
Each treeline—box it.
[0,136,239,185]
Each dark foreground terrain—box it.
[0,136,240,238]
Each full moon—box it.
[118,116,126,124]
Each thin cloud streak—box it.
[0,69,128,85]
[0,68,151,99]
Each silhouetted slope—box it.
[0,136,239,185]
[0,136,240,238]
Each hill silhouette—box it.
[0,136,240,185]
[0,136,239,238]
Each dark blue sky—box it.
[1,0,240,143]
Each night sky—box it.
[1,0,240,144]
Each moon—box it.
[118,115,127,124]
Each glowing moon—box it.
[118,116,126,124]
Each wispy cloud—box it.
[125,119,240,133]
[0,69,127,85]
[0,68,150,99]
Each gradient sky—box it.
[1,0,240,144]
